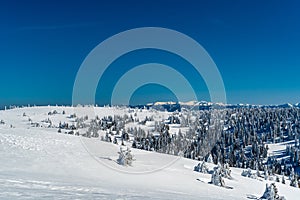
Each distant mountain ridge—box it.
[133,101,300,111]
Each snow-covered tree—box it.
[222,163,232,179]
[207,154,213,163]
[241,168,257,179]
[211,165,225,187]
[264,165,269,180]
[260,183,286,200]
[117,147,134,166]
[290,174,299,188]
[194,161,209,174]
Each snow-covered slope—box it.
[0,106,299,199]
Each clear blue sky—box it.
[0,0,299,107]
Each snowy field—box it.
[0,106,299,199]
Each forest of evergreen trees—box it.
[57,106,300,183]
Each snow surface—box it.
[0,106,299,199]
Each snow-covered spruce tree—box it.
[256,162,261,177]
[194,161,209,174]
[281,175,285,184]
[264,165,269,180]
[211,165,225,187]
[207,154,213,163]
[260,183,286,200]
[290,174,299,188]
[241,168,257,179]
[288,167,299,187]
[117,147,134,166]
[222,163,232,179]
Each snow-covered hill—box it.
[0,106,299,199]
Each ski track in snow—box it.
[0,176,217,200]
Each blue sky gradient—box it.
[0,0,299,107]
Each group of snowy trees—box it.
[194,161,209,174]
[241,168,258,179]
[211,165,225,187]
[209,163,232,187]
[158,109,297,184]
[194,161,231,188]
[260,183,286,200]
[194,161,287,198]
[129,107,300,178]
[52,106,300,187]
